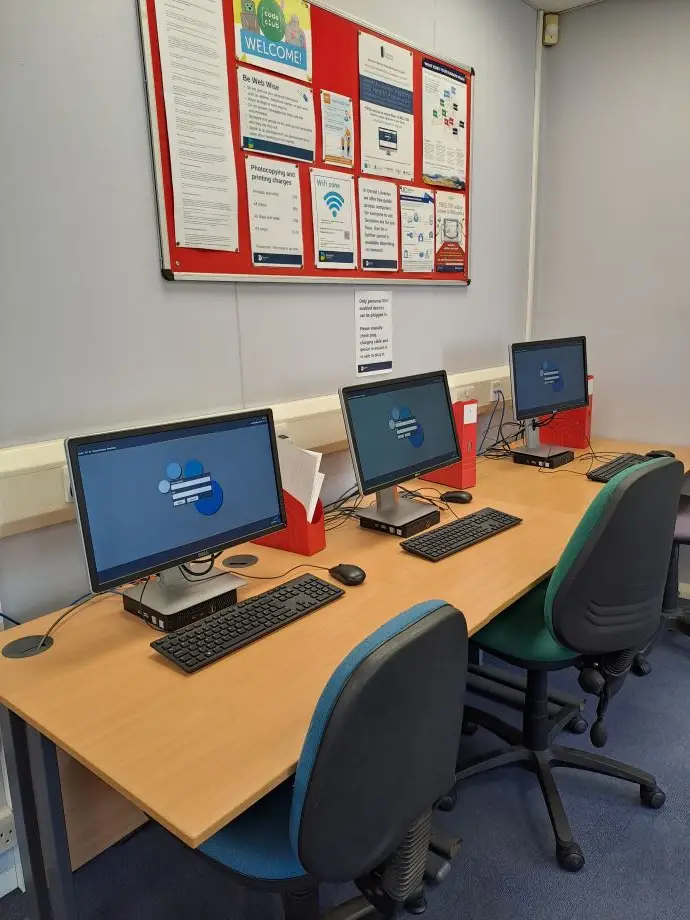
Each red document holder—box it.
[252,490,326,557]
[540,376,594,450]
[421,399,478,490]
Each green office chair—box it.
[194,600,468,920]
[454,458,684,873]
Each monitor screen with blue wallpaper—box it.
[342,372,460,494]
[511,337,588,421]
[68,413,285,591]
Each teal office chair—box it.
[454,458,684,873]
[195,600,469,920]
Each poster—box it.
[358,178,399,271]
[245,156,303,267]
[310,169,357,269]
[321,91,354,169]
[233,0,312,82]
[359,33,414,181]
[422,58,467,190]
[355,291,393,376]
[154,0,238,251]
[399,186,435,273]
[238,67,315,162]
[435,191,466,273]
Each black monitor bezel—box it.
[340,370,461,496]
[510,336,589,422]
[66,409,286,593]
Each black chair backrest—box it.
[547,458,685,655]
[289,600,468,882]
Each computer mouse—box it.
[646,450,676,459]
[329,564,366,586]
[441,490,473,505]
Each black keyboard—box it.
[151,574,344,673]
[587,453,647,483]
[401,507,523,562]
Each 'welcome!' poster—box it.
[233,0,312,83]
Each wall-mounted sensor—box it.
[543,13,560,46]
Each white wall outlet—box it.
[0,806,15,854]
[490,380,503,402]
[63,466,73,503]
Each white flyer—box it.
[435,191,466,274]
[245,156,303,268]
[422,58,467,190]
[358,32,414,181]
[358,178,399,271]
[154,0,238,251]
[320,90,354,169]
[238,67,315,162]
[310,169,357,269]
[399,186,435,272]
[355,291,393,376]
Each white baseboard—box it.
[0,365,510,539]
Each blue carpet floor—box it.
[2,630,689,920]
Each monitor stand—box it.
[357,486,440,538]
[122,565,247,632]
[511,419,574,470]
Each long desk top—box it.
[0,439,687,848]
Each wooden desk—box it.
[1,439,688,919]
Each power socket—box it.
[490,380,503,402]
[0,806,15,853]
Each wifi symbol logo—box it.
[324,191,345,217]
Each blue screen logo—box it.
[540,361,563,393]
[158,460,224,516]
[388,406,424,448]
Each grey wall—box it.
[0,0,537,618]
[533,0,690,445]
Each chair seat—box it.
[472,580,578,664]
[199,780,307,882]
[674,495,690,545]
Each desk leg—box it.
[26,728,77,920]
[0,708,53,920]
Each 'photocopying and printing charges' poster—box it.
[233,0,312,82]
[359,33,414,181]
[246,155,303,267]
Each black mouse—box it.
[441,490,473,505]
[646,450,676,459]
[329,563,366,586]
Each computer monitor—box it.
[510,336,588,464]
[66,410,286,625]
[340,371,460,535]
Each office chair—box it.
[633,490,690,676]
[452,458,684,872]
[195,600,469,920]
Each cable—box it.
[36,592,119,651]
[227,563,332,581]
[0,612,21,627]
[476,394,500,457]
[180,553,219,577]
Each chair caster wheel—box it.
[462,720,478,736]
[435,790,457,812]
[556,842,585,873]
[640,785,666,809]
[405,895,427,915]
[632,655,652,677]
[566,716,588,735]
